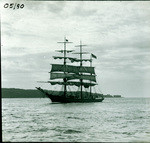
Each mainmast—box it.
[57,37,73,97]
[75,41,87,99]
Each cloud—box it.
[1,1,150,97]
[72,2,97,17]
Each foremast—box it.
[57,37,73,97]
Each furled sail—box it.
[53,56,75,61]
[73,52,88,54]
[51,64,95,74]
[48,81,97,88]
[53,56,91,63]
[50,73,96,82]
[55,50,74,53]
[69,58,91,63]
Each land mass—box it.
[2,88,121,98]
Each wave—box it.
[63,129,82,134]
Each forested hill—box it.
[2,88,46,98]
[2,88,121,98]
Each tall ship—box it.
[36,38,104,103]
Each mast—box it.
[90,54,92,97]
[75,41,87,99]
[57,37,73,97]
[80,41,83,99]
[63,37,67,97]
[90,53,97,98]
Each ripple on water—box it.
[67,116,85,120]
[2,98,150,142]
[63,129,82,134]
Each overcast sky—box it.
[1,1,150,97]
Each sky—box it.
[1,0,150,97]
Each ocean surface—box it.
[2,98,150,142]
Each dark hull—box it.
[47,94,104,103]
[36,87,104,103]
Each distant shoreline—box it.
[2,88,122,98]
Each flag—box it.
[91,53,97,59]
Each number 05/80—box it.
[4,3,24,9]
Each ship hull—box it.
[47,95,104,103]
[36,87,104,103]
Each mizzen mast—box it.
[90,53,97,97]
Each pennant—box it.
[91,53,97,59]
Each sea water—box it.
[2,98,150,142]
